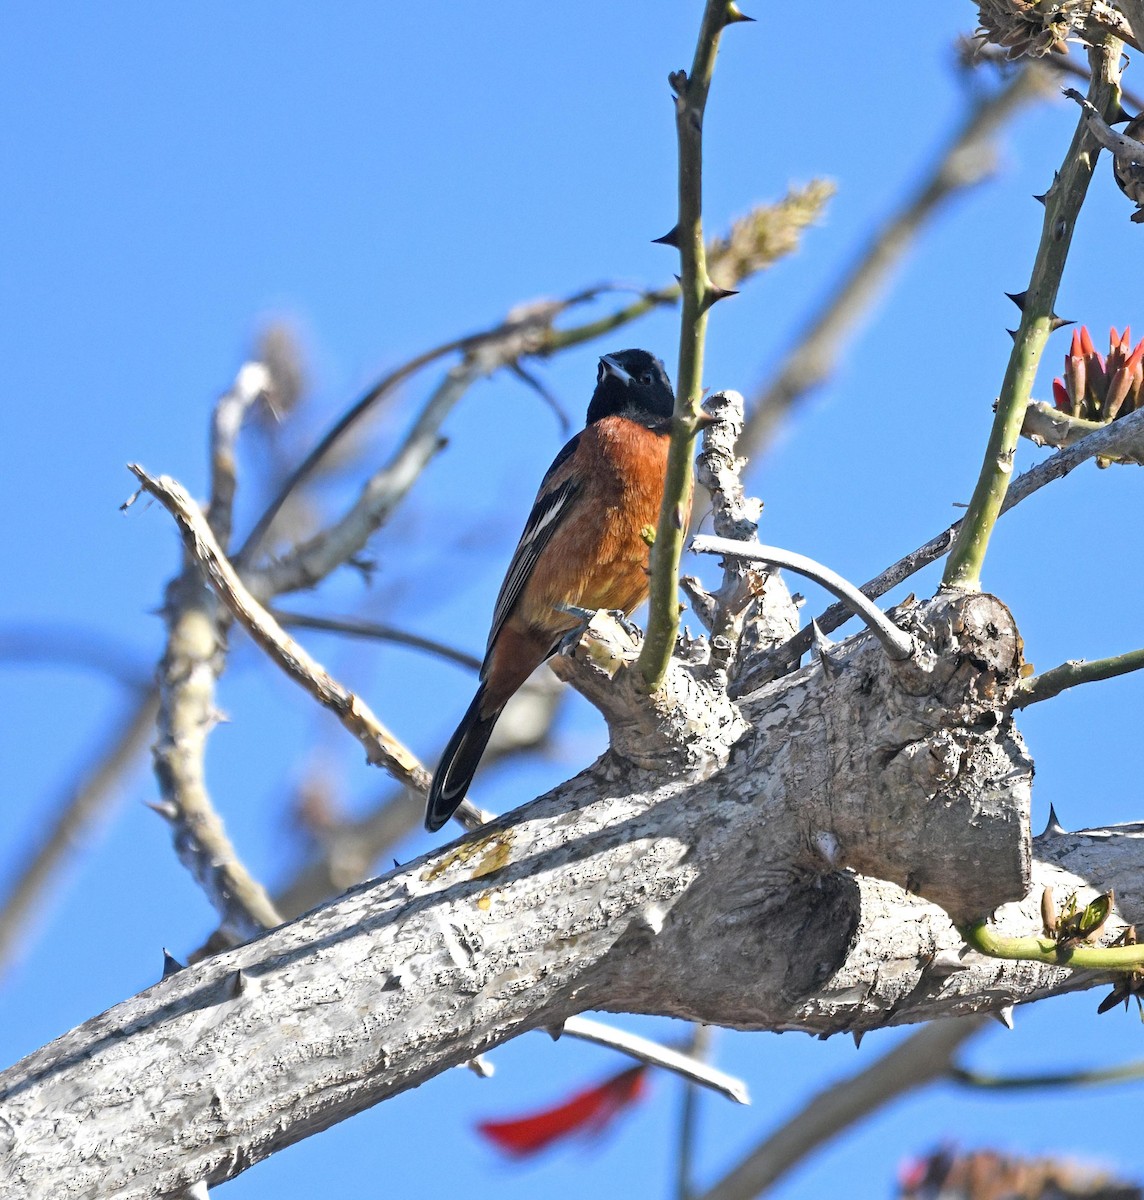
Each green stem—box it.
[942,39,1122,591]
[637,0,738,692]
[962,919,1144,972]
[542,286,680,353]
[950,1058,1144,1091]
[1015,646,1144,707]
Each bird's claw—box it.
[554,602,596,656]
[607,609,643,640]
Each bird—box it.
[425,348,676,833]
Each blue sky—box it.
[2,3,1143,1197]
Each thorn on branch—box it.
[161,949,186,980]
[992,1004,1015,1030]
[119,487,143,513]
[701,283,739,311]
[723,3,755,24]
[652,225,681,247]
[1005,290,1028,310]
[1040,803,1066,837]
[466,1055,495,1078]
[811,619,841,679]
[146,799,179,823]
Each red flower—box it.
[476,1065,648,1158]
[1053,325,1144,420]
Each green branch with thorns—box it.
[942,37,1124,591]
[637,0,753,692]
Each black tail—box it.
[425,684,503,832]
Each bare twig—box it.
[248,352,491,597]
[1064,84,1144,162]
[943,40,1123,589]
[740,63,1052,463]
[272,610,481,673]
[743,405,1144,687]
[675,1024,713,1200]
[234,286,611,568]
[558,1016,747,1105]
[208,361,271,547]
[152,564,282,942]
[0,687,159,976]
[135,361,284,943]
[1016,646,1144,707]
[696,1017,986,1200]
[0,623,150,689]
[131,465,432,795]
[950,1057,1144,1091]
[689,537,914,661]
[1121,0,1144,52]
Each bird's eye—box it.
[638,370,654,386]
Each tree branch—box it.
[689,390,798,692]
[1120,0,1144,51]
[0,687,159,977]
[949,1057,1144,1092]
[943,39,1123,590]
[148,556,282,942]
[130,466,433,795]
[742,404,1144,690]
[1016,646,1144,707]
[558,1017,746,1105]
[689,537,914,661]
[637,0,739,691]
[272,609,482,673]
[0,589,1089,1197]
[207,360,270,548]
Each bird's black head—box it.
[586,348,674,431]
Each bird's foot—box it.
[606,609,643,641]
[553,603,597,656]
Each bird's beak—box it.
[599,354,634,386]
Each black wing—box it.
[484,434,582,658]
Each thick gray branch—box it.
[3,594,1141,1198]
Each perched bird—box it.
[425,348,676,832]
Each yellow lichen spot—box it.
[421,829,514,883]
[476,894,492,911]
[472,834,512,880]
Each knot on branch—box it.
[891,590,1025,710]
[738,591,1031,925]
[551,614,747,773]
[857,592,1031,923]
